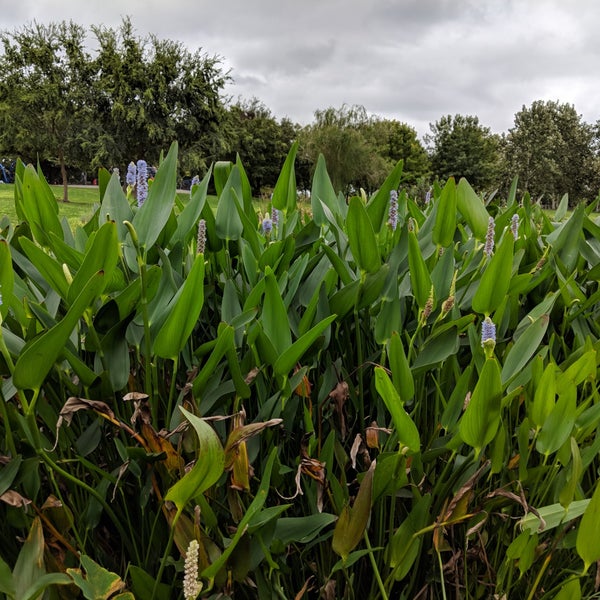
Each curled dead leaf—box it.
[0,490,31,507]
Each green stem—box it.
[152,504,181,599]
[363,530,388,600]
[39,449,134,557]
[354,307,365,433]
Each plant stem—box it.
[363,530,388,600]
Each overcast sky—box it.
[3,0,600,140]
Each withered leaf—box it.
[0,489,31,507]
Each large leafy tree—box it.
[224,98,298,193]
[90,18,230,175]
[362,118,430,187]
[504,100,600,204]
[426,114,501,191]
[0,21,95,200]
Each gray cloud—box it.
[2,0,600,138]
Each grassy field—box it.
[0,183,101,230]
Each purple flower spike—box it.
[484,216,495,257]
[388,190,398,231]
[126,162,136,187]
[136,160,148,207]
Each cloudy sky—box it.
[3,0,600,139]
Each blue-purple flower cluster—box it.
[388,190,398,231]
[136,160,148,207]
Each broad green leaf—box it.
[0,556,14,596]
[530,362,556,429]
[365,159,404,232]
[408,230,432,308]
[536,386,576,457]
[20,164,63,245]
[67,555,127,600]
[21,574,73,600]
[332,460,376,561]
[546,202,584,273]
[456,178,489,240]
[164,407,225,510]
[577,481,600,573]
[472,233,514,315]
[559,437,583,509]
[519,499,589,533]
[170,167,211,246]
[501,314,549,384]
[346,196,380,274]
[215,165,244,241]
[274,513,337,545]
[13,517,45,600]
[272,141,298,212]
[13,271,105,393]
[98,173,133,241]
[153,254,205,360]
[274,314,336,376]
[389,494,432,581]
[262,267,292,355]
[18,237,69,299]
[202,447,277,580]
[213,160,232,197]
[388,332,414,404]
[432,177,457,247]
[68,220,119,304]
[554,193,569,221]
[554,579,581,600]
[132,141,178,250]
[375,367,420,453]
[129,566,171,600]
[412,327,460,370]
[459,357,502,455]
[311,154,339,227]
[0,240,13,319]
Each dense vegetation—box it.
[2,20,600,205]
[0,144,599,599]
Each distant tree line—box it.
[1,19,599,205]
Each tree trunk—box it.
[59,147,69,202]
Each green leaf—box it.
[346,196,380,274]
[554,578,581,600]
[388,332,414,404]
[365,159,404,232]
[456,178,489,240]
[0,556,15,596]
[164,407,225,511]
[18,237,70,300]
[171,167,211,246]
[432,177,457,247]
[472,232,514,315]
[262,267,292,355]
[274,314,336,376]
[13,271,105,393]
[20,164,63,246]
[389,494,432,581]
[202,447,277,580]
[153,254,205,360]
[536,386,576,457]
[0,240,14,320]
[332,460,376,561]
[67,555,127,600]
[215,165,244,241]
[274,513,337,545]
[501,314,549,384]
[68,220,119,305]
[272,141,298,212]
[131,142,178,250]
[519,499,589,534]
[459,357,502,456]
[375,367,420,453]
[577,481,600,573]
[98,172,133,242]
[408,230,432,308]
[13,517,46,600]
[213,160,232,197]
[311,154,339,227]
[530,362,556,429]
[22,574,73,600]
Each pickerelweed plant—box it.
[0,142,599,599]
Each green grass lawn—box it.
[0,183,101,230]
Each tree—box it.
[504,100,600,204]
[301,104,406,195]
[426,114,501,191]
[224,98,298,193]
[362,118,430,187]
[0,21,96,200]
[90,18,230,175]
